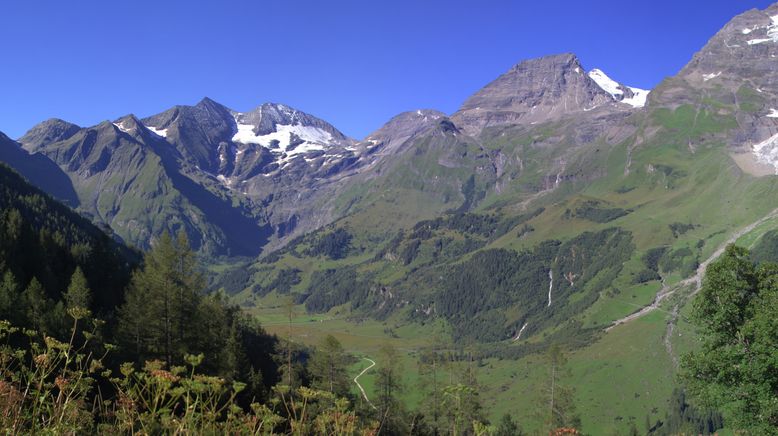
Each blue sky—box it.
[0,0,774,139]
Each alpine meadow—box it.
[3,1,778,434]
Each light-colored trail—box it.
[353,358,377,410]
[606,207,778,332]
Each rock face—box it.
[650,3,778,172]
[451,53,642,135]
[14,99,368,255]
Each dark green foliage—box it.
[303,267,371,313]
[374,344,409,435]
[307,228,353,259]
[0,163,134,335]
[435,228,633,342]
[643,247,668,272]
[573,201,630,223]
[751,229,778,264]
[454,174,483,213]
[633,269,661,284]
[308,335,353,398]
[215,265,253,295]
[411,208,544,241]
[648,389,723,436]
[117,231,280,399]
[680,245,778,433]
[254,268,303,297]
[64,266,91,311]
[669,222,697,238]
[401,239,422,265]
[495,413,524,436]
[269,268,302,294]
[659,247,696,275]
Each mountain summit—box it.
[452,53,648,135]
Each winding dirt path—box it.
[606,207,778,332]
[353,357,377,410]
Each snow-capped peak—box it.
[588,69,624,98]
[230,113,337,165]
[588,68,649,108]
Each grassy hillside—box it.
[216,97,778,433]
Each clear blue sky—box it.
[0,0,774,140]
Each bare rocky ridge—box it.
[650,3,778,173]
[451,53,642,135]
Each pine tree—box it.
[535,344,581,431]
[22,277,50,333]
[309,335,351,399]
[375,344,407,434]
[64,266,92,316]
[494,413,524,436]
[0,270,20,322]
[117,230,203,366]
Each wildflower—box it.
[55,376,69,390]
[33,353,49,367]
[151,369,180,383]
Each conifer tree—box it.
[64,266,91,313]
[309,335,351,399]
[22,277,50,332]
[118,230,203,366]
[0,270,20,322]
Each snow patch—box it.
[768,108,778,118]
[588,69,649,108]
[622,87,650,108]
[145,125,168,137]
[746,14,778,45]
[702,72,721,81]
[112,122,132,134]
[216,174,235,188]
[231,114,334,161]
[588,68,624,98]
[752,132,778,174]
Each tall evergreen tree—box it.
[535,344,581,431]
[64,266,92,313]
[117,230,203,366]
[22,277,50,332]
[309,335,351,399]
[0,270,20,322]
[375,344,407,435]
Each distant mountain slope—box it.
[224,2,778,355]
[0,131,79,205]
[0,162,136,313]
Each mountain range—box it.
[1,50,666,257]
[3,3,778,432]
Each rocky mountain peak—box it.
[230,103,353,157]
[112,115,147,136]
[451,53,639,135]
[19,118,81,151]
[361,109,450,157]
